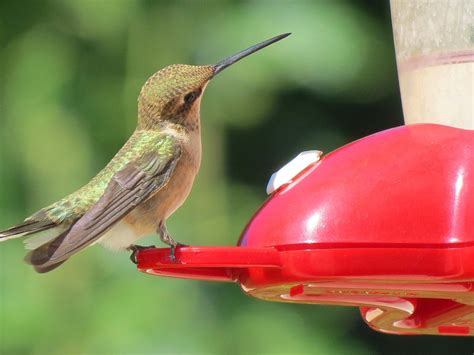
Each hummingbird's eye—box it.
[183,90,200,104]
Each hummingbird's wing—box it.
[26,135,181,272]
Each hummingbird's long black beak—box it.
[212,33,291,77]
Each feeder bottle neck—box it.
[390,0,474,129]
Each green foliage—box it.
[0,1,471,354]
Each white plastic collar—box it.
[266,150,323,194]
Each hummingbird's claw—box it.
[158,222,187,262]
[128,244,156,264]
[169,243,187,262]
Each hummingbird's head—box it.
[138,64,214,129]
[137,33,290,129]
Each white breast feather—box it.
[97,221,142,251]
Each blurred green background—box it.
[0,0,472,354]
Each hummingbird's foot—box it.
[169,242,187,262]
[158,222,187,262]
[128,244,155,264]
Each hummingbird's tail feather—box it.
[32,260,68,273]
[23,225,69,250]
[0,216,75,272]
[25,244,69,273]
[0,220,56,241]
[24,225,74,273]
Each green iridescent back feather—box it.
[28,130,178,224]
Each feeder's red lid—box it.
[239,123,474,249]
[137,124,474,336]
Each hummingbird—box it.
[0,33,290,273]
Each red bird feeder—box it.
[137,123,474,337]
[138,1,474,337]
